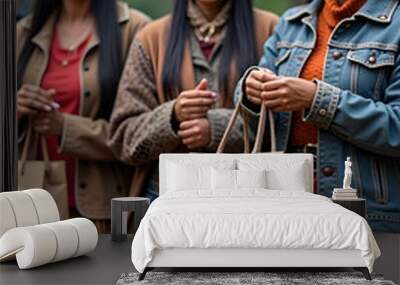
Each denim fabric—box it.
[235,0,400,232]
[142,188,159,203]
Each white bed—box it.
[131,153,380,280]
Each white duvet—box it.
[131,190,380,273]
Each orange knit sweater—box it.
[289,0,366,148]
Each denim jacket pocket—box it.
[274,48,292,75]
[370,156,391,205]
[347,49,396,100]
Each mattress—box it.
[131,190,380,273]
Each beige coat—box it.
[17,3,150,219]
[109,9,279,196]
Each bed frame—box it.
[138,154,372,281]
[139,248,371,280]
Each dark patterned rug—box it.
[116,271,396,285]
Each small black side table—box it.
[331,198,367,218]
[111,197,150,242]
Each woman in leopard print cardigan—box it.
[108,0,278,200]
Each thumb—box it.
[195,78,208,91]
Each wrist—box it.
[172,102,182,122]
[306,81,318,108]
[171,106,180,133]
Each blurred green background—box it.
[124,0,307,19]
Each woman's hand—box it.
[32,110,64,136]
[174,79,217,122]
[178,118,211,150]
[17,85,57,118]
[261,77,317,112]
[245,69,277,105]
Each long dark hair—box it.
[162,0,258,99]
[17,0,122,119]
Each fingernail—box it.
[45,106,52,111]
[51,102,60,109]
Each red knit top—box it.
[41,30,92,207]
[289,0,366,148]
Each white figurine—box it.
[332,157,357,199]
[342,157,352,189]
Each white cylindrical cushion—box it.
[0,226,57,269]
[0,192,39,227]
[24,189,60,223]
[0,196,17,237]
[66,218,98,257]
[0,218,98,269]
[42,221,79,262]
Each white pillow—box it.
[211,169,267,190]
[166,159,236,192]
[266,167,307,192]
[237,169,267,189]
[167,162,210,191]
[211,168,236,190]
[237,159,309,192]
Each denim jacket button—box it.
[379,15,388,20]
[319,109,327,116]
[322,167,336,177]
[333,51,343,60]
[368,56,377,64]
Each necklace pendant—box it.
[61,60,69,67]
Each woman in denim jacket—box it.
[235,0,400,232]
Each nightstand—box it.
[331,198,367,218]
[111,197,150,242]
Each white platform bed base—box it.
[133,154,378,281]
[139,248,371,281]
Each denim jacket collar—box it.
[285,0,322,21]
[285,0,398,24]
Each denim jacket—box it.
[235,0,400,232]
